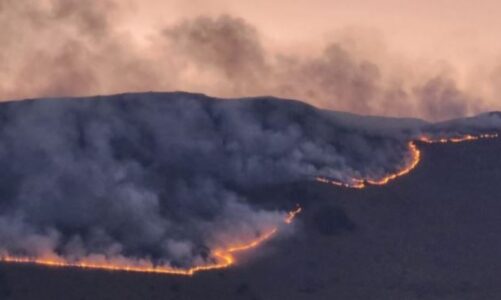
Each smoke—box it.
[0,0,163,99]
[163,15,269,93]
[0,92,499,267]
[1,1,501,120]
[0,94,290,267]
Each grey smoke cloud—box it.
[164,15,268,88]
[1,1,501,120]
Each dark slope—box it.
[1,134,501,299]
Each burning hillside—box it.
[0,92,499,275]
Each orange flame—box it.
[365,141,420,186]
[285,205,303,224]
[317,133,498,189]
[315,176,366,189]
[418,133,498,144]
[0,206,302,276]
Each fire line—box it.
[0,206,302,276]
[316,133,498,189]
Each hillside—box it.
[0,92,500,299]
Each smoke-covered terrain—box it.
[0,92,500,267]
[0,92,500,299]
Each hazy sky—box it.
[1,0,500,120]
[125,0,501,60]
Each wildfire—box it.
[417,133,498,144]
[315,140,420,189]
[365,142,420,186]
[317,133,499,189]
[0,206,302,276]
[2,132,497,275]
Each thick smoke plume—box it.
[1,0,500,120]
[0,92,499,267]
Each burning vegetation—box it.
[316,133,498,189]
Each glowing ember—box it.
[285,205,302,224]
[315,177,366,189]
[417,133,498,144]
[0,206,302,276]
[317,133,499,189]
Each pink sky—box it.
[1,0,500,119]
[125,0,501,61]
